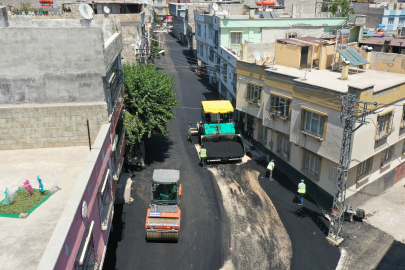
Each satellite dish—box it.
[79,3,94,20]
[254,51,261,62]
[264,52,271,62]
[103,6,110,14]
[213,3,218,12]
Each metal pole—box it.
[86,119,91,151]
[327,94,376,245]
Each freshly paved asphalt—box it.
[103,33,340,270]
[103,33,230,270]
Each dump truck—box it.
[145,169,182,242]
[188,100,245,162]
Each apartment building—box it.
[236,37,405,208]
[194,9,358,107]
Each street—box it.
[103,33,340,270]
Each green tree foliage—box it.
[123,63,178,151]
[324,0,354,17]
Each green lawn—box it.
[0,189,52,217]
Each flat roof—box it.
[266,65,405,93]
[153,169,180,184]
[0,146,89,270]
[202,100,234,114]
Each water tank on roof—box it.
[39,0,53,8]
[256,1,276,6]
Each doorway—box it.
[300,46,309,68]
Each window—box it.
[230,32,242,46]
[303,151,321,179]
[247,83,262,105]
[270,94,291,120]
[209,49,214,62]
[222,63,227,83]
[216,56,221,72]
[357,157,373,181]
[381,145,395,167]
[401,105,405,128]
[214,30,219,48]
[198,44,203,56]
[76,221,100,269]
[197,24,201,36]
[277,134,290,160]
[376,111,394,141]
[388,17,394,25]
[402,140,405,155]
[209,25,213,39]
[259,124,267,142]
[399,17,405,25]
[99,169,114,230]
[286,32,297,38]
[302,109,326,139]
[158,0,163,3]
[158,8,163,13]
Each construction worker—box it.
[200,147,207,169]
[298,179,306,206]
[267,159,275,180]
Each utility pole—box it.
[327,93,376,245]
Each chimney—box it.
[242,44,248,61]
[341,61,350,80]
[249,8,254,19]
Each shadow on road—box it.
[102,204,126,270]
[144,134,174,165]
[255,159,318,205]
[292,207,330,235]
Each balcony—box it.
[375,126,395,141]
[100,190,115,230]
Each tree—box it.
[123,63,178,151]
[324,0,354,17]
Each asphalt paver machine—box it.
[188,100,245,162]
[145,169,182,242]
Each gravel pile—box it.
[204,141,244,159]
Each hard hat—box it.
[301,179,304,182]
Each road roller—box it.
[145,169,182,242]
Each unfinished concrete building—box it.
[0,8,125,180]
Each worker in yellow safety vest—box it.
[200,147,207,169]
[298,179,306,206]
[267,159,275,180]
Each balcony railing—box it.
[101,190,115,230]
[376,125,395,141]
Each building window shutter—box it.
[246,84,251,101]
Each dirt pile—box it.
[211,162,292,270]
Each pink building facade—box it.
[37,124,115,270]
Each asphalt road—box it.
[103,33,230,270]
[103,33,340,270]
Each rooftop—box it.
[277,36,335,47]
[0,146,89,270]
[266,65,405,93]
[359,37,405,47]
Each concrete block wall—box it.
[0,102,109,150]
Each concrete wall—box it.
[353,3,384,28]
[369,52,405,74]
[8,16,118,43]
[0,102,109,150]
[0,27,106,104]
[275,43,301,68]
[283,0,317,17]
[0,6,9,27]
[104,32,123,74]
